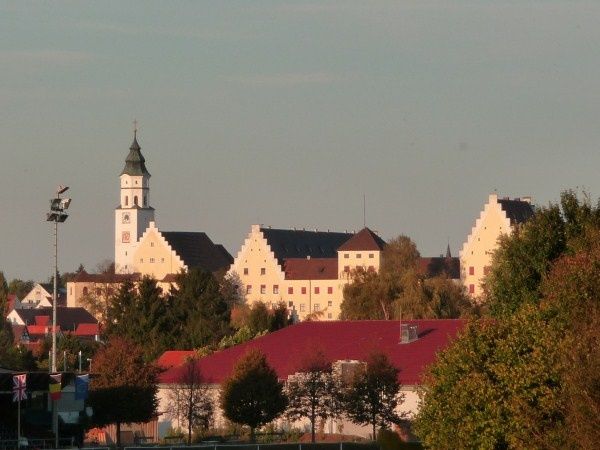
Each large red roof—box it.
[157,350,196,369]
[159,320,465,386]
[283,258,338,280]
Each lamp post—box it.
[45,185,71,373]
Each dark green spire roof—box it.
[120,131,150,176]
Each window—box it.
[328,301,333,307]
[368,265,375,271]
[300,304,305,312]
[125,196,129,206]
[288,301,294,307]
[288,287,293,295]
[484,266,491,275]
[301,287,307,295]
[134,195,138,206]
[344,266,350,272]
[260,268,266,275]
[82,287,88,296]
[150,258,155,263]
[469,266,475,276]
[356,253,362,259]
[96,288,102,296]
[273,285,279,294]
[469,284,475,294]
[246,285,252,294]
[161,258,165,263]
[314,287,320,294]
[328,313,332,319]
[150,242,154,247]
[243,268,248,275]
[140,258,143,263]
[260,285,266,294]
[314,304,320,311]
[344,253,349,259]
[369,253,374,259]
[327,287,333,294]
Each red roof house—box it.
[159,319,465,386]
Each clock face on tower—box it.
[122,231,130,243]
[122,212,131,224]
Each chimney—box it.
[400,323,418,344]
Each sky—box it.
[2,0,600,282]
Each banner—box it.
[49,373,62,401]
[75,374,89,400]
[12,374,27,402]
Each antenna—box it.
[363,194,366,228]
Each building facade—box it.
[460,193,534,299]
[228,225,386,321]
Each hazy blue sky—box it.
[2,1,600,281]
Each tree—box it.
[344,351,404,439]
[8,278,34,299]
[269,301,290,331]
[171,268,231,348]
[220,349,287,441]
[247,302,271,335]
[165,357,213,445]
[88,336,158,448]
[414,307,564,449]
[285,350,340,442]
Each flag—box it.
[75,374,89,400]
[12,374,27,402]
[49,373,62,401]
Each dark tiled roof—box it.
[260,228,353,265]
[162,231,233,273]
[120,133,150,176]
[498,198,534,225]
[418,257,460,279]
[338,228,386,251]
[159,319,466,385]
[283,258,338,280]
[14,307,97,331]
[70,271,141,283]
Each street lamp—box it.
[46,185,71,373]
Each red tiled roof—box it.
[161,274,179,283]
[34,316,50,326]
[283,258,338,280]
[71,270,141,283]
[338,228,386,252]
[26,325,58,336]
[74,323,99,336]
[157,350,196,369]
[159,320,465,386]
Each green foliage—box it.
[377,429,414,450]
[88,336,158,447]
[218,326,265,350]
[414,306,565,449]
[220,349,287,441]
[485,190,600,318]
[248,301,271,334]
[8,278,34,299]
[344,351,404,439]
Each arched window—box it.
[134,196,138,206]
[125,196,129,206]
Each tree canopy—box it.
[220,349,287,441]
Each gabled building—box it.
[228,225,386,321]
[20,283,66,309]
[460,193,534,299]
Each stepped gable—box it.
[283,258,338,280]
[497,198,534,225]
[15,307,97,331]
[338,227,386,252]
[162,231,233,273]
[419,257,460,279]
[160,319,466,386]
[260,228,353,265]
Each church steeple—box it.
[121,129,150,177]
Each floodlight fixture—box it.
[60,198,71,209]
[57,185,69,195]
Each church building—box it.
[67,131,232,309]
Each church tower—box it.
[115,129,155,273]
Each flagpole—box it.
[17,396,21,443]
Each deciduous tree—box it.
[165,357,213,445]
[220,349,287,441]
[88,336,158,448]
[344,351,404,439]
[285,350,340,442]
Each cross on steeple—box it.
[133,119,138,137]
